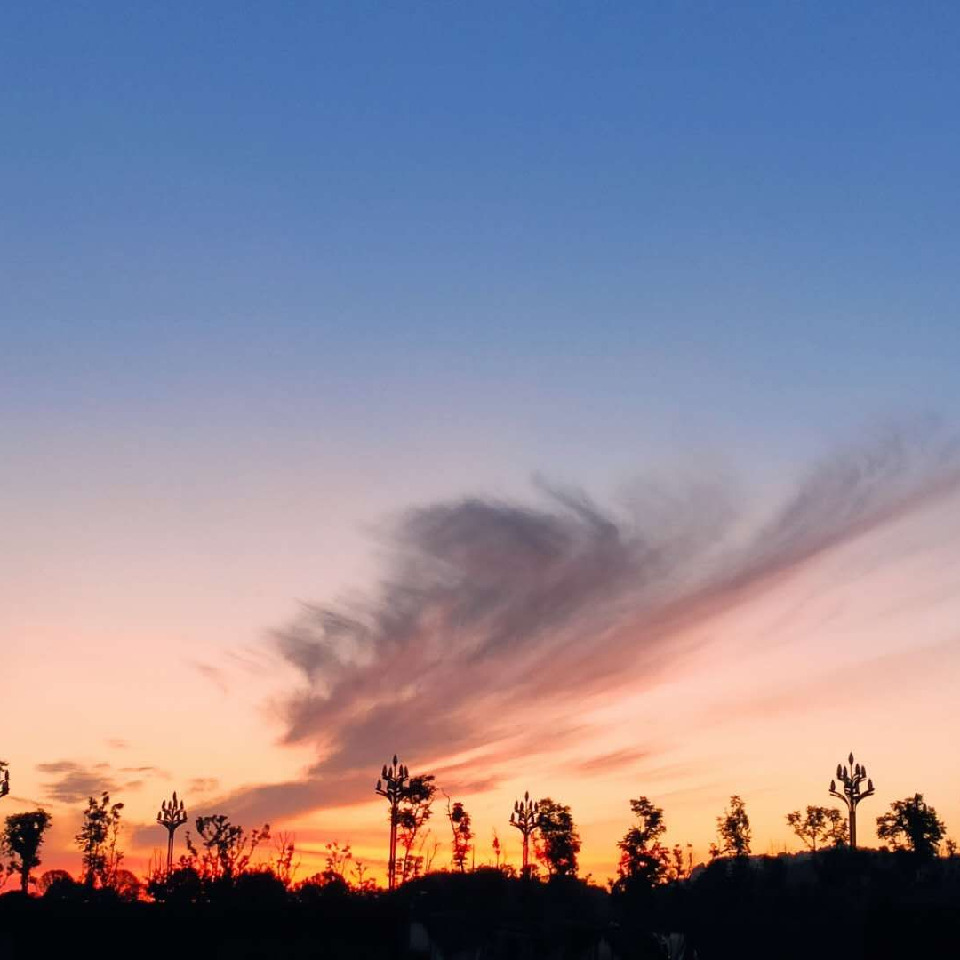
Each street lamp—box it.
[509,791,540,879]
[828,752,875,849]
[156,791,188,875]
[376,756,409,891]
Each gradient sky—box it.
[2,3,960,883]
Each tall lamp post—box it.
[829,752,875,849]
[509,791,539,879]
[376,756,409,891]
[157,791,188,875]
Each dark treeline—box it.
[1,753,958,959]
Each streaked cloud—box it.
[218,422,960,826]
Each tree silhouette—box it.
[711,795,751,859]
[786,805,848,851]
[397,774,437,882]
[876,794,946,858]
[185,814,270,881]
[76,792,124,888]
[322,840,352,884]
[616,797,669,888]
[0,760,9,800]
[2,810,52,893]
[447,800,474,873]
[535,798,580,878]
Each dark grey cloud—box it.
[37,761,167,805]
[219,422,960,825]
[37,761,118,804]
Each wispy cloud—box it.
[37,761,168,804]
[219,421,960,824]
[37,761,118,804]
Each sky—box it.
[2,2,960,883]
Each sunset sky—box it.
[3,3,960,884]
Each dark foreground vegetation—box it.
[2,850,959,960]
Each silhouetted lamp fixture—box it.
[376,756,409,891]
[509,791,540,879]
[828,751,875,849]
[156,791,188,875]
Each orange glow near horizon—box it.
[6,485,960,889]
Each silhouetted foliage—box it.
[2,810,52,893]
[0,760,9,800]
[397,774,436,882]
[535,797,580,877]
[447,800,474,872]
[75,792,124,888]
[711,795,751,858]
[271,830,298,887]
[37,869,74,897]
[145,864,202,905]
[876,793,946,858]
[321,840,352,884]
[786,805,848,850]
[616,796,670,890]
[184,814,270,881]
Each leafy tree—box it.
[536,798,581,877]
[447,800,474,873]
[38,869,80,901]
[397,775,436,882]
[711,795,751,859]
[617,797,669,888]
[2,810,52,893]
[185,814,270,881]
[76,792,124,888]
[876,793,946,858]
[786,805,848,851]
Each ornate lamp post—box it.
[509,791,539,878]
[156,791,188,875]
[828,752,875,849]
[376,756,409,891]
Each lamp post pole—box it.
[156,791,188,875]
[509,792,539,879]
[828,752,875,849]
[376,756,409,891]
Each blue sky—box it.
[4,3,960,875]
[4,1,960,611]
